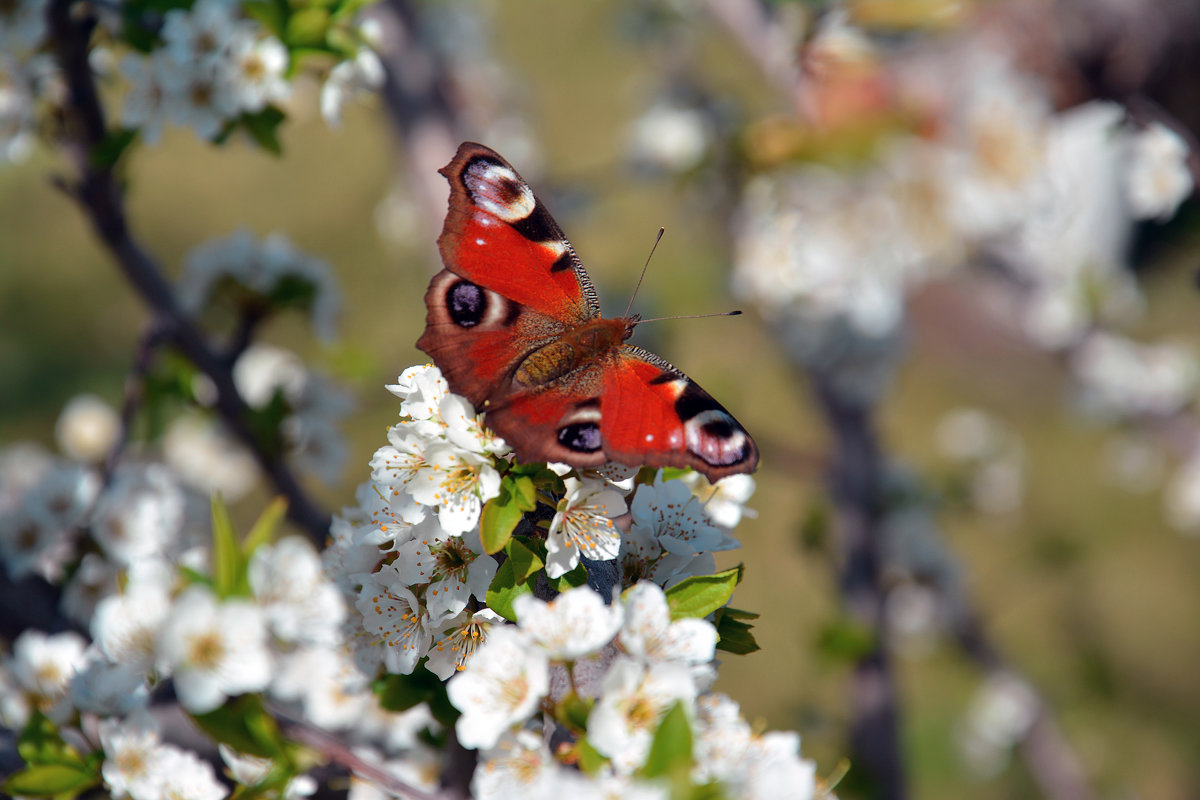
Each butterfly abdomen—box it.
[514,317,629,389]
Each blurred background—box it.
[3,0,1200,797]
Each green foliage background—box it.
[2,2,1200,797]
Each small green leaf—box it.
[243,496,288,558]
[190,695,286,760]
[17,712,84,767]
[210,493,242,599]
[504,537,544,582]
[714,609,760,655]
[816,618,877,663]
[550,564,588,592]
[284,6,331,47]
[664,566,742,620]
[90,128,139,169]
[244,0,290,39]
[555,693,593,733]
[239,106,287,155]
[3,764,99,797]
[373,670,458,728]
[481,476,534,554]
[639,701,693,779]
[485,559,532,622]
[575,737,608,775]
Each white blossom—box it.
[69,652,149,715]
[320,46,384,128]
[426,608,505,680]
[545,476,626,578]
[407,442,501,536]
[91,463,187,566]
[355,564,435,675]
[619,582,717,667]
[157,586,273,713]
[394,519,497,618]
[92,560,174,670]
[271,646,372,730]
[513,585,624,661]
[6,630,88,723]
[249,535,346,646]
[586,656,697,774]
[1125,121,1193,220]
[163,415,260,500]
[55,394,120,463]
[447,625,548,750]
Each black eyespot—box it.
[558,422,602,453]
[448,280,486,327]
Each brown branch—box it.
[46,0,330,543]
[809,370,908,800]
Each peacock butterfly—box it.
[416,142,758,482]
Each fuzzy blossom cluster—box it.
[0,394,436,798]
[449,583,817,800]
[179,229,342,343]
[326,365,751,682]
[733,38,1194,353]
[118,0,290,143]
[0,0,62,164]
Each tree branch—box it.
[47,0,331,543]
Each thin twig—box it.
[272,710,450,800]
[47,0,331,543]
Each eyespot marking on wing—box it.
[685,409,751,467]
[463,159,536,222]
[443,279,513,329]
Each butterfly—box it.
[416,142,758,482]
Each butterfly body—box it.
[417,142,758,481]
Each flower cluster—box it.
[451,583,816,799]
[179,229,342,343]
[316,366,801,795]
[118,0,290,143]
[735,52,1193,350]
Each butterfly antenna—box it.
[624,227,666,319]
[636,310,743,324]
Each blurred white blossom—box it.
[55,394,120,463]
[1125,122,1194,220]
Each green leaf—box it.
[485,559,532,622]
[663,566,742,620]
[190,695,286,760]
[575,737,608,775]
[555,693,593,733]
[372,670,458,728]
[816,618,877,663]
[90,128,138,169]
[480,475,535,554]
[284,6,331,47]
[714,609,760,655]
[243,496,288,558]
[3,764,99,797]
[639,701,693,779]
[550,563,588,592]
[244,0,290,38]
[17,712,85,768]
[239,106,287,155]
[504,537,544,582]
[210,493,242,599]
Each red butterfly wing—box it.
[436,142,600,322]
[479,346,758,482]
